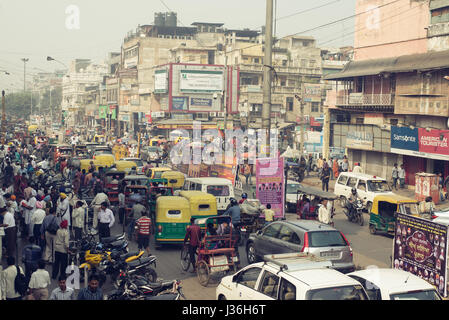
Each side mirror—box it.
[232,273,239,283]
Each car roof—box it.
[338,172,386,180]
[348,269,436,294]
[186,177,233,185]
[287,268,361,288]
[287,180,300,185]
[276,220,337,232]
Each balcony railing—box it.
[336,93,395,106]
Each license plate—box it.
[320,251,340,258]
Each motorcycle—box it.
[108,273,185,300]
[344,199,365,226]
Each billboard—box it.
[393,213,448,297]
[154,70,168,93]
[172,97,188,111]
[346,131,374,150]
[256,157,285,219]
[180,70,223,93]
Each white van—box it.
[184,177,235,213]
[334,172,393,212]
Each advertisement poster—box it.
[256,157,284,219]
[346,131,373,150]
[172,97,188,111]
[154,70,168,93]
[180,70,223,93]
[418,128,449,156]
[393,213,448,297]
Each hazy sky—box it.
[0,0,355,91]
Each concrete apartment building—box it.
[325,0,449,187]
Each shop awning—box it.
[324,49,449,80]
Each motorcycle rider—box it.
[347,187,362,220]
[223,198,241,228]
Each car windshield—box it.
[148,147,161,152]
[367,180,391,192]
[390,290,441,300]
[308,231,347,247]
[306,285,368,300]
[287,183,301,194]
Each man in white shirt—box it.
[0,257,24,300]
[28,260,51,300]
[353,162,363,173]
[21,190,37,238]
[90,190,109,229]
[1,206,16,258]
[398,164,406,189]
[72,200,87,240]
[98,202,115,239]
[56,193,70,227]
[318,199,332,225]
[49,275,75,300]
[31,202,46,246]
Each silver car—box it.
[246,220,355,273]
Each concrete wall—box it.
[354,0,429,61]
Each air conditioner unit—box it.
[195,113,209,121]
[210,112,217,117]
[217,112,225,117]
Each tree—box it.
[5,91,32,119]
[39,86,62,115]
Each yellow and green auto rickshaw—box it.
[154,196,191,247]
[369,194,420,235]
[162,171,185,190]
[179,191,217,220]
[93,154,115,168]
[146,167,172,179]
[114,160,137,174]
[80,159,101,172]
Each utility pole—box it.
[223,53,228,132]
[294,94,305,158]
[1,90,5,134]
[262,0,273,152]
[22,58,29,92]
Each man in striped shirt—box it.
[135,209,152,256]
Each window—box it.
[390,290,441,300]
[356,118,364,124]
[262,223,282,238]
[311,102,319,113]
[347,177,358,188]
[348,276,382,300]
[279,278,296,300]
[168,210,181,215]
[254,58,260,64]
[277,225,296,242]
[306,285,368,300]
[308,231,347,247]
[337,175,348,186]
[207,185,229,196]
[357,181,366,192]
[390,118,398,126]
[198,204,210,211]
[258,271,280,299]
[282,60,287,67]
[286,97,294,112]
[235,267,262,289]
[367,180,391,192]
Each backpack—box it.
[47,216,59,235]
[14,266,28,296]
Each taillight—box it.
[431,215,437,220]
[301,232,309,252]
[340,231,353,256]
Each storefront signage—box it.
[180,70,223,93]
[346,131,373,150]
[98,105,108,119]
[172,97,188,111]
[154,70,168,93]
[393,213,448,297]
[391,126,449,160]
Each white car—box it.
[216,253,369,300]
[286,180,302,212]
[334,172,394,212]
[347,268,442,300]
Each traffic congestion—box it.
[0,121,446,301]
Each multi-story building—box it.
[325,0,449,188]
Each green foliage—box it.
[5,91,32,119]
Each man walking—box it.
[321,163,331,192]
[49,275,75,300]
[135,210,152,257]
[0,206,16,259]
[398,164,406,189]
[53,220,69,280]
[28,259,51,300]
[183,217,202,273]
[0,257,25,300]
[97,202,115,239]
[40,207,60,264]
[90,188,109,229]
[392,163,399,190]
[72,200,86,241]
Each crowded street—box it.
[2,0,449,307]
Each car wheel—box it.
[246,242,258,264]
[218,295,227,300]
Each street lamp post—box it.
[21,58,29,92]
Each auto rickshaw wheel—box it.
[180,246,191,271]
[197,260,210,287]
[369,224,377,235]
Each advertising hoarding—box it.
[180,70,223,93]
[256,157,285,219]
[155,70,168,93]
[393,213,448,297]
